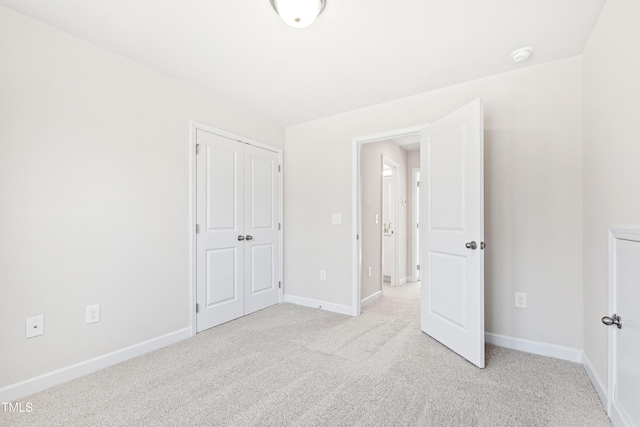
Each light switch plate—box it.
[332,214,342,225]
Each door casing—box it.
[411,168,421,282]
[189,121,283,336]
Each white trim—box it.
[284,295,354,316]
[485,332,583,363]
[189,122,197,336]
[352,125,427,318]
[411,168,420,282]
[611,403,633,427]
[0,328,191,403]
[399,277,409,285]
[607,229,617,417]
[351,137,361,316]
[582,352,607,409]
[360,290,382,308]
[189,121,284,334]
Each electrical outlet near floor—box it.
[86,304,100,324]
[515,293,527,309]
[368,266,372,277]
[25,315,44,339]
[320,270,326,281]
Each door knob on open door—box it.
[602,314,622,329]
[465,241,477,250]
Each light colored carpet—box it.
[2,282,610,426]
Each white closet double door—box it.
[196,129,280,332]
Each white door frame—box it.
[411,168,420,282]
[189,120,284,335]
[381,156,400,288]
[352,125,425,316]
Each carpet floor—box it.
[2,282,610,426]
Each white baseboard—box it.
[284,294,355,316]
[360,290,382,308]
[0,327,191,403]
[485,332,583,363]
[582,352,607,409]
[399,277,408,285]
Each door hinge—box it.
[196,144,201,155]
[417,265,420,271]
[196,224,200,234]
[417,222,419,229]
[278,223,281,230]
[279,281,281,289]
[417,181,420,187]
[278,165,281,173]
[196,303,199,313]
[357,234,359,240]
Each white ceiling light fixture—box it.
[270,0,326,29]
[511,47,533,63]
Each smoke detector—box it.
[511,47,533,63]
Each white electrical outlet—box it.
[332,214,342,225]
[26,315,44,339]
[320,270,326,281]
[375,214,379,225]
[86,304,100,324]
[368,266,372,277]
[515,293,527,309]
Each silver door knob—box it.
[465,241,477,250]
[602,314,622,329]
[238,235,245,241]
[245,235,253,241]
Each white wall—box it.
[582,0,640,391]
[0,6,284,388]
[360,141,408,300]
[285,57,584,349]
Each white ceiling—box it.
[0,0,605,125]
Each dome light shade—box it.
[270,0,326,28]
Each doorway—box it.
[352,97,486,368]
[356,131,422,311]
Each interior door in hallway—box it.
[196,130,280,332]
[420,98,485,368]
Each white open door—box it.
[420,98,485,368]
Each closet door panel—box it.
[196,130,244,331]
[244,144,280,315]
